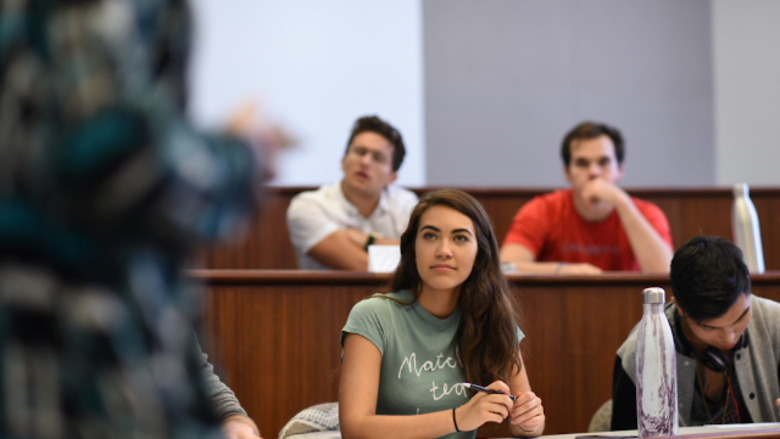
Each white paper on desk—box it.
[292,432,341,439]
[368,244,401,273]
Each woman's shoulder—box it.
[350,290,413,314]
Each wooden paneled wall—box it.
[196,270,780,437]
[202,187,780,271]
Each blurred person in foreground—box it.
[0,0,278,437]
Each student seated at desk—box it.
[500,121,673,275]
[286,115,418,270]
[611,236,780,429]
[339,189,545,438]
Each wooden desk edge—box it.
[660,428,780,439]
[188,269,780,286]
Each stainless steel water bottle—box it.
[636,287,678,437]
[732,183,765,273]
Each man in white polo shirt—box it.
[287,115,418,270]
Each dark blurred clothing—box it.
[0,1,259,437]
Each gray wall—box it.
[713,0,780,186]
[188,0,426,187]
[190,1,780,188]
[424,0,715,187]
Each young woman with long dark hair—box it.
[339,189,545,438]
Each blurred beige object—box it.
[227,101,297,181]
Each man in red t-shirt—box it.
[500,121,673,274]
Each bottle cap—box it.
[643,287,665,304]
[734,182,749,197]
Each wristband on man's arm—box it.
[364,232,378,251]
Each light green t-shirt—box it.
[342,289,525,439]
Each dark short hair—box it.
[343,115,406,172]
[560,121,624,166]
[670,236,751,320]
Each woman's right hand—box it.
[454,381,515,432]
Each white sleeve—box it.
[395,189,419,235]
[286,194,341,254]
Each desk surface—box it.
[286,424,780,439]
[545,424,780,439]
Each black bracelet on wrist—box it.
[452,407,460,432]
[364,233,377,251]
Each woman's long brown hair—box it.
[388,189,523,384]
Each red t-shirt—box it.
[502,189,673,272]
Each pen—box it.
[461,382,517,401]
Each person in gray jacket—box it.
[611,236,780,429]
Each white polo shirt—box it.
[286,182,419,270]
